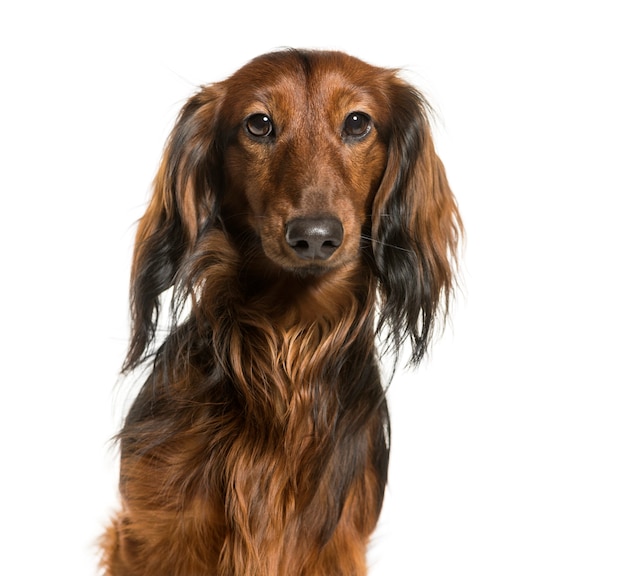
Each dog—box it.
[101,49,462,575]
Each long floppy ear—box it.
[124,85,225,372]
[372,77,462,366]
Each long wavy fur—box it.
[101,49,462,576]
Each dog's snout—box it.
[285,217,344,260]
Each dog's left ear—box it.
[124,85,225,372]
[372,76,463,365]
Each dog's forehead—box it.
[235,50,381,82]
[222,50,391,117]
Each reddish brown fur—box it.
[101,50,461,575]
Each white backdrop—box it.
[1,1,624,574]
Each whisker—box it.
[361,234,413,253]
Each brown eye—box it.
[246,113,273,138]
[343,112,371,139]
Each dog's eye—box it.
[246,114,273,138]
[343,112,371,139]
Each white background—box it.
[1,1,624,574]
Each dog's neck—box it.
[183,228,378,418]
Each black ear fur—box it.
[124,87,224,372]
[372,80,461,367]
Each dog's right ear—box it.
[124,85,225,372]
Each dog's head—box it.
[126,49,462,370]
[217,50,389,276]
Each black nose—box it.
[285,217,344,260]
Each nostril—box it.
[285,217,344,261]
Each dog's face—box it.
[125,49,461,371]
[218,52,391,275]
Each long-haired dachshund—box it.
[101,49,462,575]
